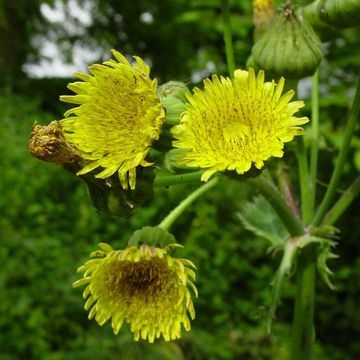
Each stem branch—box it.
[154,171,203,188]
[308,70,320,223]
[221,0,236,77]
[296,140,312,222]
[313,77,360,226]
[249,176,304,237]
[323,176,360,226]
[158,177,219,231]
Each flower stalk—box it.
[154,171,203,188]
[221,0,236,77]
[308,69,320,223]
[323,176,360,226]
[158,177,219,231]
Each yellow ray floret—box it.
[172,68,309,181]
[60,50,165,190]
[73,242,197,343]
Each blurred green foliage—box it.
[1,0,360,359]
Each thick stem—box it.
[158,177,219,231]
[308,70,319,223]
[249,176,317,358]
[154,170,203,188]
[249,176,305,237]
[323,176,360,226]
[313,77,360,226]
[291,246,316,360]
[221,0,236,77]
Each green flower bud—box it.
[153,81,189,152]
[128,226,177,247]
[319,0,360,28]
[164,149,197,173]
[251,3,323,79]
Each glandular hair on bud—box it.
[28,121,82,169]
[251,3,323,79]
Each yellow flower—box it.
[73,242,197,343]
[253,0,275,30]
[172,68,309,181]
[60,50,165,190]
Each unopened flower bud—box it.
[319,0,360,28]
[251,3,323,79]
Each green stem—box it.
[296,139,312,223]
[158,177,219,231]
[221,0,236,77]
[291,245,316,360]
[249,176,305,237]
[154,171,203,188]
[308,69,319,223]
[313,77,360,226]
[323,176,360,226]
[277,165,301,219]
[250,176,317,358]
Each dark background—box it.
[1,0,360,359]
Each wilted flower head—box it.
[28,120,82,167]
[60,50,165,190]
[172,68,308,181]
[73,242,197,342]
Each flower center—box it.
[106,258,174,299]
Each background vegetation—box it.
[0,0,359,359]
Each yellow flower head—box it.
[73,242,197,343]
[60,50,165,190]
[253,0,275,29]
[172,68,309,181]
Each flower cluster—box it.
[29,49,309,343]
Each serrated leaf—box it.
[238,196,288,247]
[317,241,339,290]
[268,240,298,333]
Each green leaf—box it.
[268,240,298,333]
[317,240,339,290]
[238,196,288,248]
[297,235,338,290]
